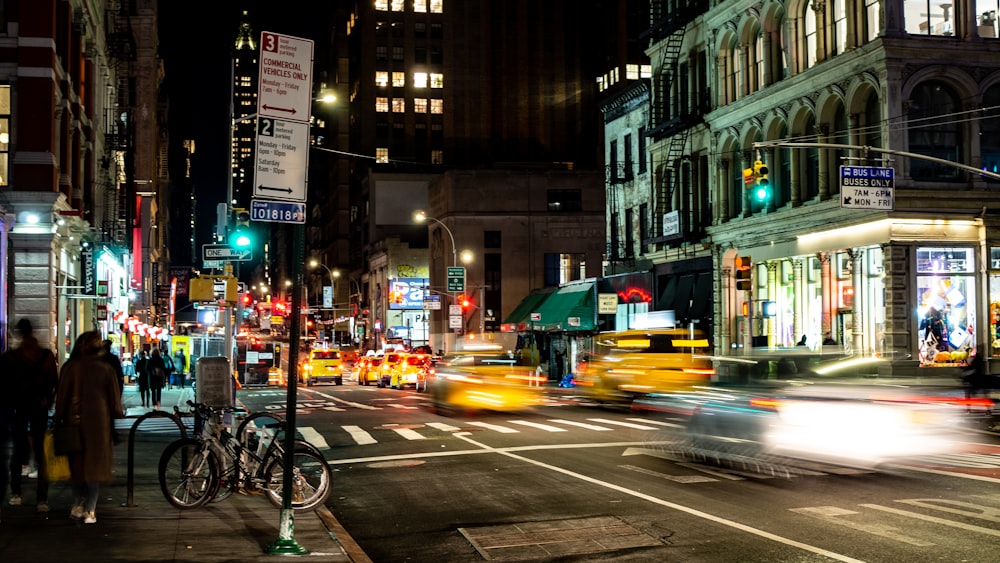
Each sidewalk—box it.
[0,384,368,563]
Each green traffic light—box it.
[234,233,251,247]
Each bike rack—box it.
[122,410,189,507]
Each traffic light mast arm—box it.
[752,141,1000,181]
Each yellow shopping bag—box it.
[43,429,72,482]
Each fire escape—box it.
[642,0,709,247]
[103,1,135,248]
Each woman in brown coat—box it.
[54,330,124,524]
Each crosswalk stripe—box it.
[547,419,613,431]
[626,417,684,428]
[466,421,520,434]
[297,426,330,449]
[342,425,377,445]
[386,403,420,410]
[509,420,567,432]
[392,428,425,440]
[586,418,660,430]
[426,422,462,432]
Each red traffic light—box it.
[242,294,252,305]
[459,295,471,309]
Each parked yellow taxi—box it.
[376,351,405,388]
[301,348,344,386]
[388,353,433,391]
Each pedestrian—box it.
[134,350,150,408]
[0,352,17,522]
[54,330,124,524]
[147,348,167,410]
[823,332,837,346]
[796,334,808,347]
[163,347,176,389]
[173,348,188,389]
[102,339,125,397]
[5,318,58,514]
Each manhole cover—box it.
[458,516,663,560]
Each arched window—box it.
[754,28,766,90]
[803,114,819,200]
[805,3,818,69]
[904,2,956,36]
[907,81,963,181]
[861,91,883,150]
[833,0,848,54]
[979,86,1000,182]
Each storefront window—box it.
[916,247,975,366]
[988,247,1000,357]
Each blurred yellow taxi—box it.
[429,346,546,415]
[356,355,383,386]
[575,328,714,404]
[377,351,405,388]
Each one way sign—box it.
[203,244,252,262]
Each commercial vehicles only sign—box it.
[257,32,313,122]
[840,165,894,210]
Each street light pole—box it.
[414,211,457,350]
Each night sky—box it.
[158,2,336,260]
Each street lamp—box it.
[414,210,456,268]
[308,259,339,308]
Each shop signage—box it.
[840,165,894,210]
[82,249,96,295]
[598,293,618,314]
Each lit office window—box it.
[641,64,652,78]
[430,99,443,114]
[0,85,10,186]
[431,150,443,164]
[375,71,389,87]
[430,0,443,13]
[375,0,388,10]
[413,0,427,12]
[376,148,389,163]
[392,72,405,87]
[413,72,428,88]
[392,98,405,112]
[414,98,428,113]
[376,97,389,112]
[626,64,639,80]
[430,73,443,88]
[391,0,404,11]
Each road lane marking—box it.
[392,428,426,440]
[327,441,669,465]
[587,418,660,430]
[452,433,866,563]
[790,506,934,546]
[297,426,330,449]
[547,419,613,431]
[509,420,567,432]
[861,504,1000,537]
[466,421,519,433]
[427,422,462,432]
[342,425,377,445]
[386,403,420,410]
[620,464,718,483]
[306,391,381,410]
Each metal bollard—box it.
[122,411,188,507]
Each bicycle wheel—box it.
[158,438,220,509]
[262,443,332,511]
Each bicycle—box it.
[158,401,332,511]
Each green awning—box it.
[531,282,597,332]
[503,287,556,331]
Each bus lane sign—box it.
[840,165,894,210]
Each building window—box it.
[624,133,633,179]
[413,72,428,88]
[638,127,647,173]
[414,98,428,113]
[415,22,426,36]
[805,3,818,68]
[391,98,405,112]
[908,80,963,180]
[430,99,443,114]
[431,150,443,164]
[375,0,388,10]
[0,85,10,185]
[544,253,586,286]
[626,64,639,80]
[638,203,648,254]
[610,212,620,259]
[376,97,389,112]
[376,148,389,163]
[430,73,444,88]
[430,47,443,64]
[392,46,404,61]
[484,230,501,249]
[833,0,848,53]
[430,0,443,14]
[865,0,881,41]
[376,45,388,61]
[547,189,582,212]
[390,0,404,11]
[392,72,405,87]
[905,1,956,35]
[624,208,634,258]
[609,139,618,181]
[375,71,389,87]
[414,1,427,14]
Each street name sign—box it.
[251,198,306,224]
[257,32,314,122]
[253,118,309,202]
[447,267,466,292]
[840,165,894,210]
[202,244,252,262]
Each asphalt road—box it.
[238,377,1000,562]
